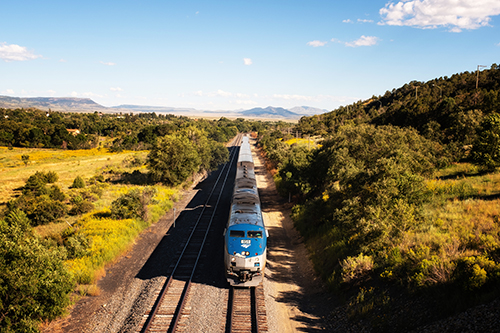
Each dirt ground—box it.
[251,139,329,332]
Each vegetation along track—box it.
[138,134,243,333]
[226,285,268,333]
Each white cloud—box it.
[243,58,253,65]
[110,87,123,91]
[0,42,41,62]
[358,19,374,23]
[345,35,380,47]
[379,0,500,32]
[307,40,328,47]
[2,89,15,95]
[343,19,353,23]
[59,59,67,63]
[100,61,116,66]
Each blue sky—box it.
[1,0,500,111]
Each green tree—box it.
[471,112,500,170]
[209,142,230,171]
[0,210,73,332]
[147,134,201,185]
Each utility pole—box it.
[476,65,487,89]
[433,84,442,99]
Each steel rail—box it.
[141,133,243,333]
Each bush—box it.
[22,172,49,196]
[453,255,500,290]
[45,171,59,183]
[62,228,91,259]
[69,200,95,216]
[29,196,67,226]
[49,184,66,201]
[0,211,74,332]
[71,175,86,189]
[110,187,157,221]
[341,253,374,283]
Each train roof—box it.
[228,203,264,228]
[238,137,253,164]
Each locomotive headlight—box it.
[231,257,236,262]
[245,251,250,256]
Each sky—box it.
[1,0,500,112]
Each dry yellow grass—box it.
[0,147,147,205]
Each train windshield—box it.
[229,230,245,237]
[247,231,263,238]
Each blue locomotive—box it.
[224,135,268,287]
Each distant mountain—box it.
[0,95,107,112]
[239,106,300,118]
[0,95,326,119]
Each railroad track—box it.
[138,134,243,333]
[226,286,267,333]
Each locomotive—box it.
[224,135,268,287]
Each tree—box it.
[147,134,201,186]
[471,112,500,170]
[209,143,230,171]
[0,210,73,332]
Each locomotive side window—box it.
[247,231,262,238]
[230,230,245,237]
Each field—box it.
[0,146,180,288]
[0,146,145,205]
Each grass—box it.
[284,137,322,148]
[0,147,148,205]
[1,146,180,288]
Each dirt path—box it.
[251,139,329,332]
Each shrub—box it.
[45,171,59,183]
[49,184,66,201]
[22,172,49,196]
[123,154,145,167]
[110,187,156,221]
[69,200,95,216]
[21,154,30,166]
[62,228,91,259]
[71,175,86,189]
[0,211,74,332]
[453,255,500,290]
[88,174,105,185]
[341,253,374,283]
[29,196,67,226]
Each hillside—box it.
[0,96,108,112]
[257,64,500,331]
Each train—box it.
[224,135,268,287]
